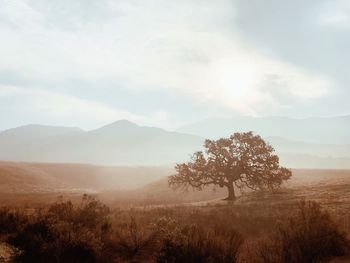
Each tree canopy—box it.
[169,132,292,200]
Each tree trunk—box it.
[224,183,236,201]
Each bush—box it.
[3,197,348,263]
[7,195,109,263]
[102,216,160,262]
[8,219,58,263]
[0,208,27,235]
[48,194,111,233]
[59,241,97,263]
[157,221,243,263]
[254,200,349,263]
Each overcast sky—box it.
[0,0,349,130]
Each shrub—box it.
[102,216,161,263]
[254,200,349,263]
[8,219,58,263]
[4,196,348,263]
[157,223,243,263]
[59,241,97,263]
[0,208,27,235]
[48,194,111,233]
[7,195,109,263]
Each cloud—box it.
[0,0,336,128]
[316,0,350,29]
[0,85,145,129]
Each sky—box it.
[0,0,349,130]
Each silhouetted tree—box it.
[169,132,292,200]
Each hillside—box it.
[0,161,173,193]
[103,169,350,206]
[3,161,350,204]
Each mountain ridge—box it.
[1,117,350,168]
[0,120,203,166]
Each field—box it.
[1,162,350,262]
[2,162,350,207]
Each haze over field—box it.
[0,161,172,193]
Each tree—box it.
[169,132,292,200]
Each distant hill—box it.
[0,120,203,165]
[176,115,350,144]
[1,119,350,168]
[0,124,83,143]
[278,153,350,169]
[0,124,84,162]
[265,136,350,170]
[267,137,350,158]
[0,161,173,193]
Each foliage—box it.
[169,132,292,200]
[0,208,27,235]
[7,195,110,263]
[157,223,243,263]
[1,196,349,263]
[253,200,349,263]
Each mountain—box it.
[263,137,350,168]
[0,124,83,146]
[0,120,203,165]
[176,115,350,144]
[267,137,350,158]
[278,153,350,169]
[1,119,350,168]
[175,116,350,168]
[0,125,84,162]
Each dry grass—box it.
[0,195,349,263]
[1,168,350,262]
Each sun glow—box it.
[215,61,258,99]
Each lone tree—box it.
[169,132,292,200]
